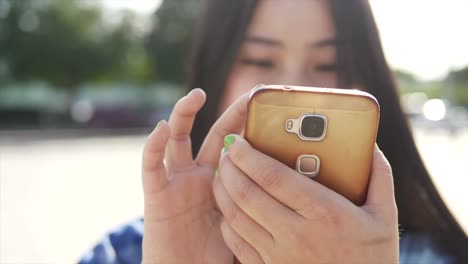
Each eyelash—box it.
[315,64,338,72]
[241,58,337,72]
[240,58,274,68]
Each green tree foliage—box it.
[447,67,468,83]
[0,0,155,89]
[394,70,442,99]
[447,67,468,107]
[394,69,421,93]
[146,0,202,84]
[394,67,468,108]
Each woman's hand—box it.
[142,89,248,264]
[213,135,399,264]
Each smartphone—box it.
[244,85,380,205]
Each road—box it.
[1,127,467,263]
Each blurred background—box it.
[0,0,467,263]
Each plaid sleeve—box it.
[399,232,456,264]
[78,219,144,264]
[78,219,455,264]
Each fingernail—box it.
[156,120,166,129]
[189,88,202,96]
[221,147,227,155]
[224,135,235,150]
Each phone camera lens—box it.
[300,115,326,139]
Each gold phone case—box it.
[245,85,380,205]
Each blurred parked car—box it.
[0,82,69,129]
[71,83,182,129]
[73,85,149,129]
[406,97,468,134]
[0,82,182,130]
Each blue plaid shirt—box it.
[79,218,455,264]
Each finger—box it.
[220,219,265,264]
[195,93,249,168]
[363,145,397,217]
[212,169,274,251]
[166,88,206,170]
[225,135,346,217]
[142,120,170,195]
[219,153,299,235]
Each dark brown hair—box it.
[187,0,467,261]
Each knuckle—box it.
[307,199,343,227]
[212,122,234,141]
[323,207,342,227]
[235,179,255,203]
[171,101,197,122]
[228,143,245,163]
[282,221,303,244]
[385,163,393,177]
[283,224,316,261]
[223,205,240,224]
[172,101,191,117]
[145,130,169,154]
[380,159,393,176]
[230,238,245,257]
[321,204,342,227]
[170,132,189,142]
[376,151,393,176]
[254,165,282,189]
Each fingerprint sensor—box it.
[296,155,320,178]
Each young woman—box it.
[80,0,467,263]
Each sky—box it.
[369,0,468,81]
[100,0,468,81]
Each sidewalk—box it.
[1,128,467,263]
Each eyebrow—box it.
[245,36,337,48]
[245,36,283,47]
[311,38,336,48]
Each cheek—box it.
[218,67,264,114]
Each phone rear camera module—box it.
[301,115,325,138]
[285,113,327,141]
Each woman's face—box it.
[220,0,337,112]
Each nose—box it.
[272,66,311,87]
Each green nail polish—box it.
[224,135,235,150]
[221,147,227,155]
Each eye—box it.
[315,63,337,72]
[240,58,274,68]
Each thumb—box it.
[364,145,397,215]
